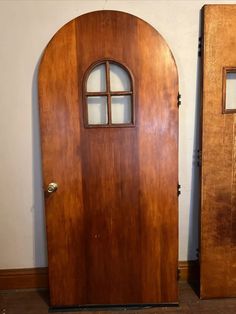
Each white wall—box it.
[0,0,235,269]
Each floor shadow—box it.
[37,289,50,306]
[187,9,203,297]
[32,54,50,306]
[32,56,47,268]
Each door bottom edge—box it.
[49,303,179,312]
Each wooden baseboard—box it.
[0,267,48,290]
[178,260,199,282]
[0,260,198,290]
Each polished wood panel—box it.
[38,11,178,307]
[201,5,236,299]
[39,20,85,306]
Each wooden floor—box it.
[0,282,236,313]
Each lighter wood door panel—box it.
[201,5,236,299]
[38,11,178,307]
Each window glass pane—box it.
[110,64,131,91]
[111,96,132,124]
[87,97,108,125]
[87,64,106,92]
[226,72,236,110]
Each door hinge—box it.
[197,149,202,167]
[198,36,202,57]
[177,183,181,196]
[177,93,181,107]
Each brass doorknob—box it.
[47,182,58,193]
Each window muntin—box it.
[83,60,134,127]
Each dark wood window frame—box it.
[222,66,236,114]
[83,59,135,128]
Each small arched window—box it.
[83,60,134,127]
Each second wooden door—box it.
[201,5,236,299]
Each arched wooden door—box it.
[38,11,178,308]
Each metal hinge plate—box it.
[197,149,202,167]
[177,93,181,107]
[198,36,202,57]
[178,184,181,196]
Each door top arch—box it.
[39,10,178,87]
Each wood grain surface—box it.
[38,11,178,307]
[201,5,236,299]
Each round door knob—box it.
[47,182,58,193]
